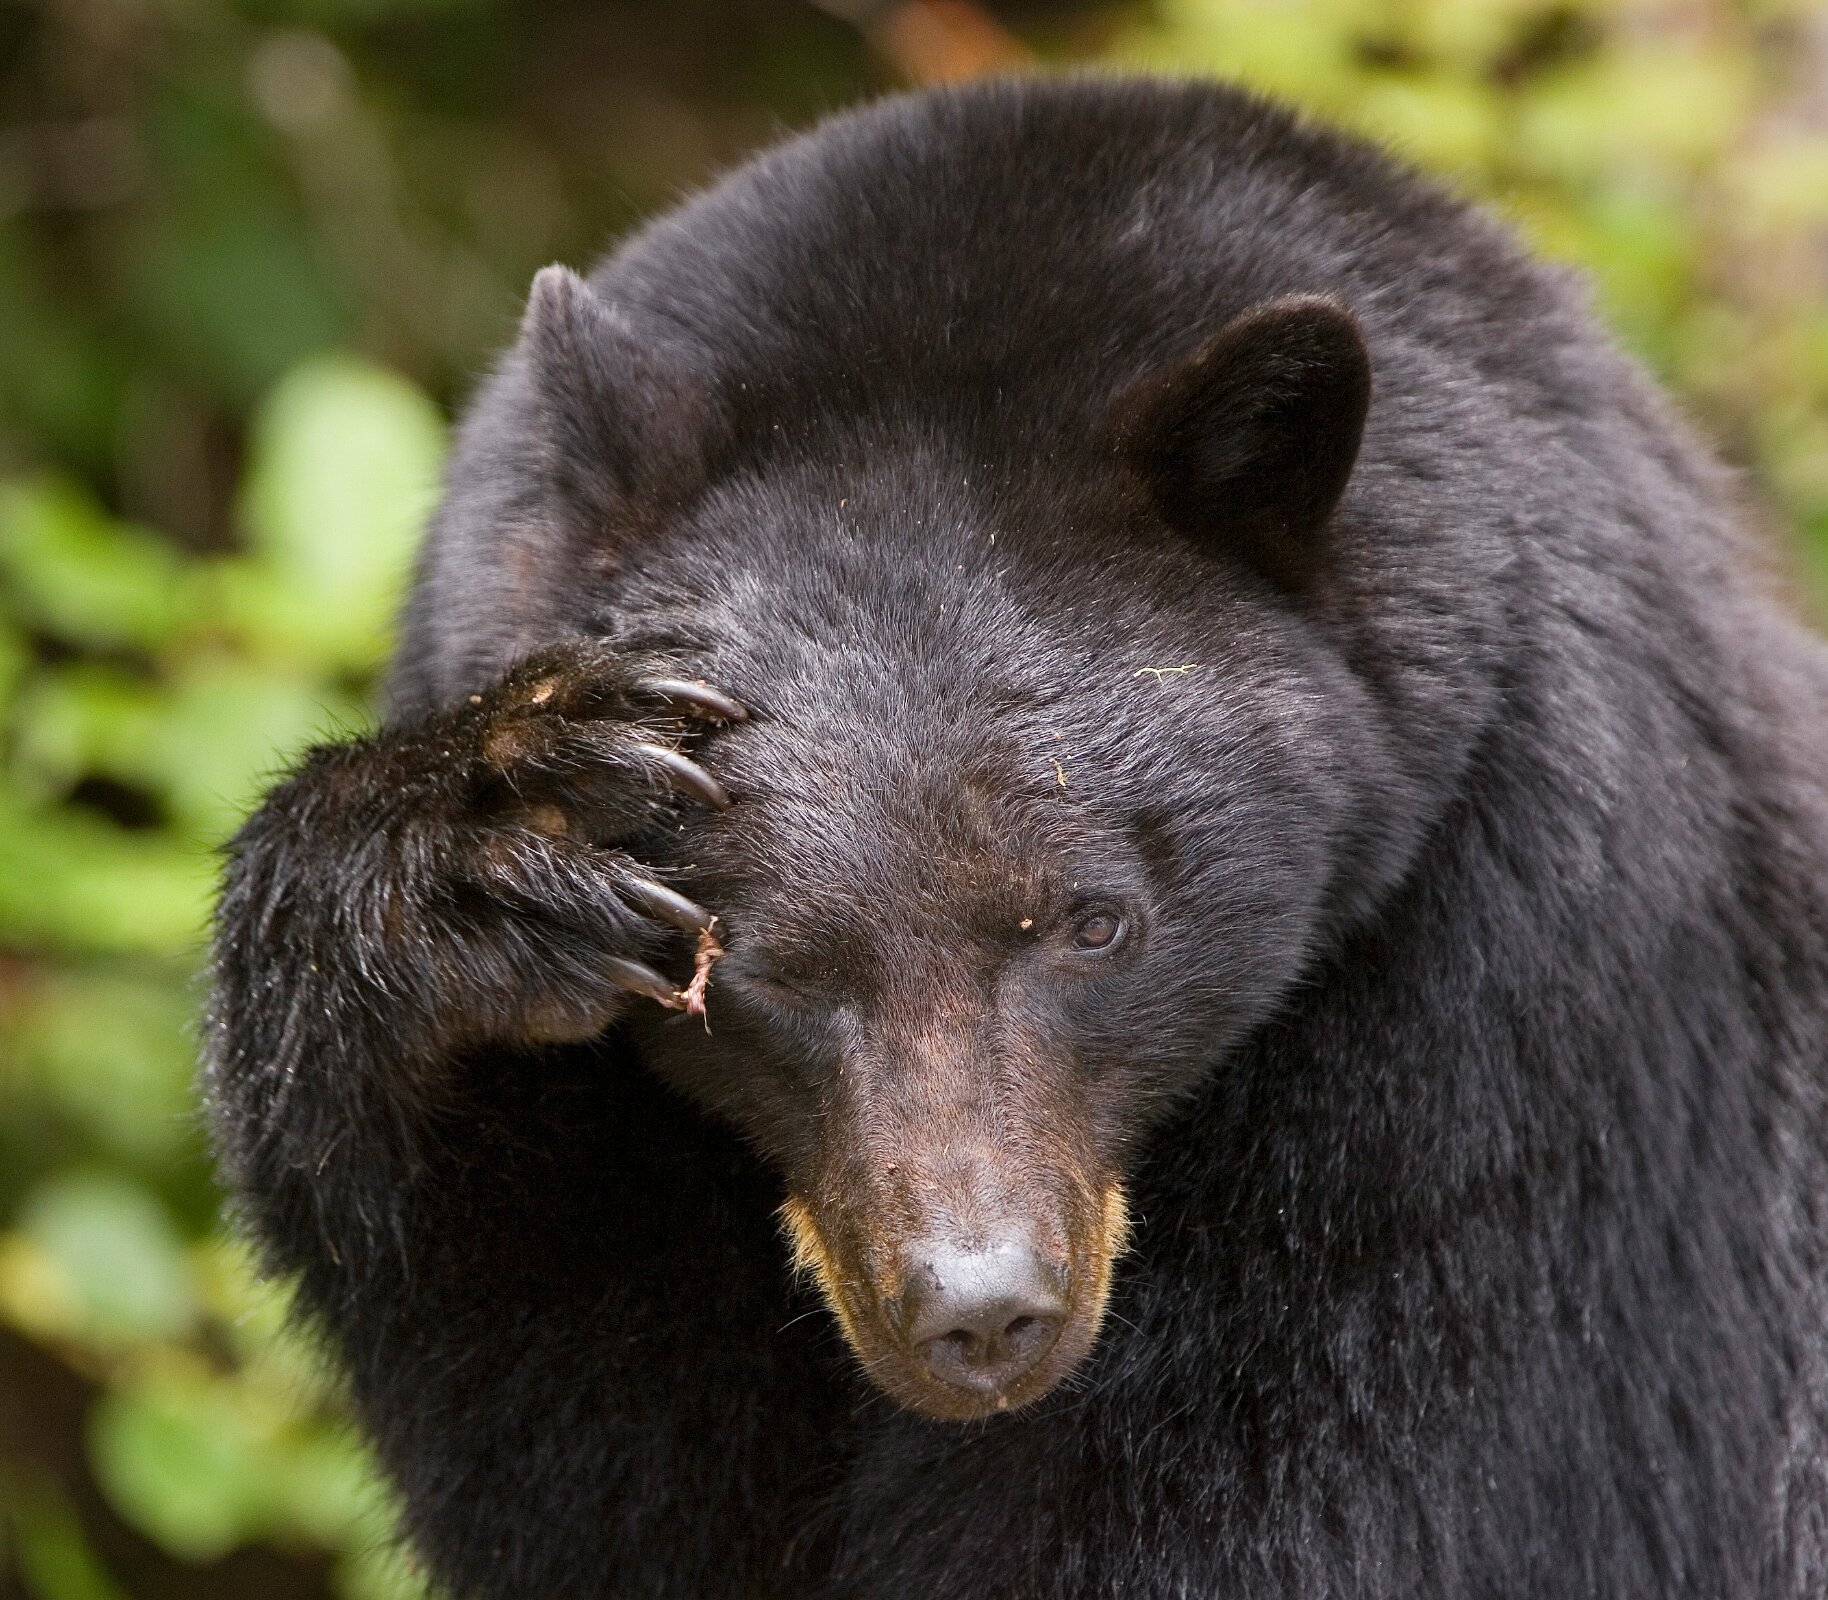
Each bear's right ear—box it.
[519,264,716,529]
[1110,296,1370,592]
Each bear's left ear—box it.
[1110,296,1370,592]
[519,264,718,533]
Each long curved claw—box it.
[627,877,717,934]
[642,677,748,724]
[604,956,683,1008]
[633,743,733,810]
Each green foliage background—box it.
[1,1,1824,1594]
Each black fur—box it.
[205,77,1828,1598]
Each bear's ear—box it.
[519,264,715,527]
[1111,296,1370,592]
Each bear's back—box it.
[593,77,1597,449]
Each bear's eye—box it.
[1071,911,1126,953]
[747,970,819,1008]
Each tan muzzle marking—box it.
[1085,1179,1131,1337]
[779,1193,865,1352]
[780,1181,1131,1397]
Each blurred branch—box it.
[811,0,1035,82]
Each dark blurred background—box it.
[1,1,1824,1594]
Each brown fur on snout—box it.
[778,1015,1132,1422]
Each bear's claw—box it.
[603,956,682,1006]
[641,677,748,724]
[627,877,718,934]
[634,743,733,810]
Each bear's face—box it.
[529,269,1389,1419]
[622,448,1378,1421]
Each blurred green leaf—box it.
[8,665,169,808]
[237,355,447,671]
[0,616,29,707]
[90,1373,266,1562]
[0,480,192,653]
[4,971,203,1167]
[1727,134,1828,233]
[269,1427,396,1549]
[7,656,365,841]
[90,1354,403,1564]
[1354,74,1503,176]
[10,1171,198,1344]
[11,1480,133,1600]
[0,790,212,956]
[1125,0,1353,102]
[1518,45,1752,179]
[155,657,368,838]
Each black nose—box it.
[901,1236,1069,1398]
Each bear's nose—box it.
[900,1236,1068,1399]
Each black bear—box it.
[205,76,1828,1598]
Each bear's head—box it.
[512,267,1446,1422]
